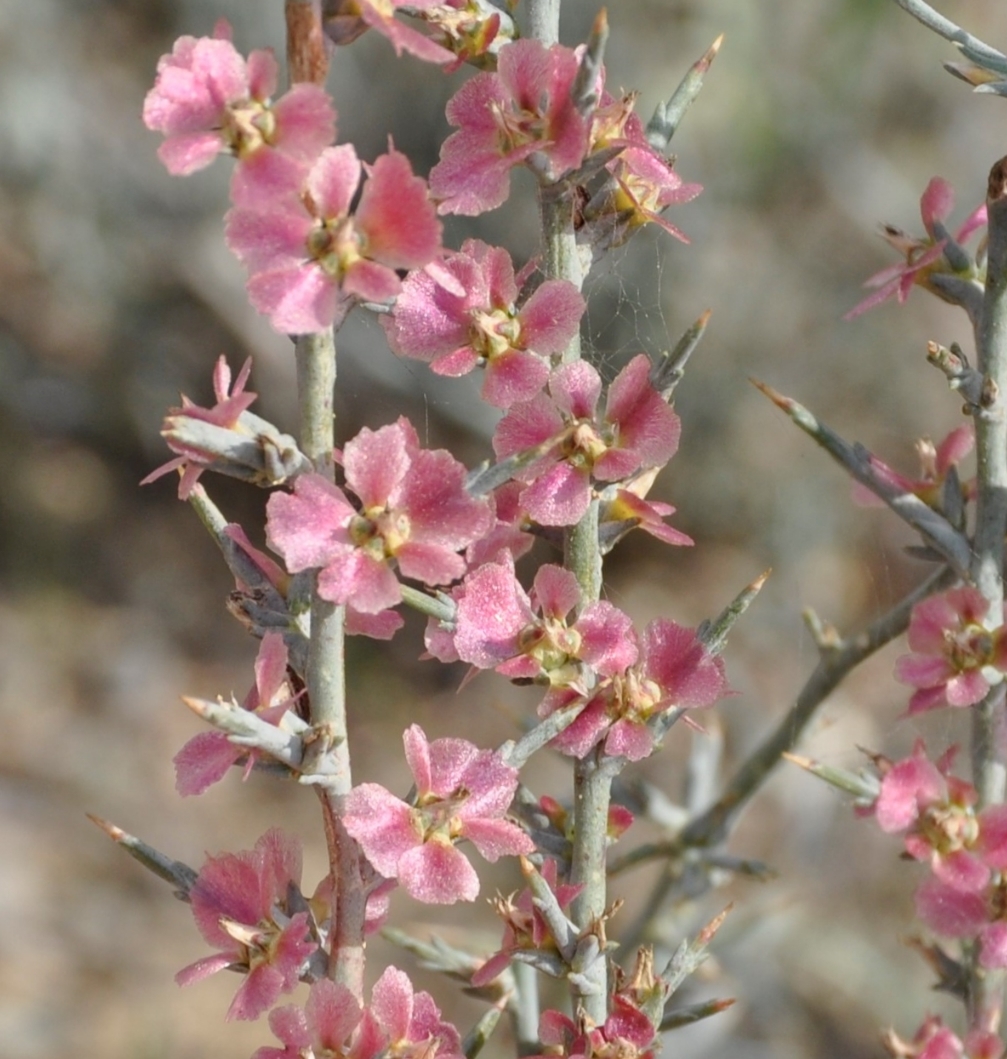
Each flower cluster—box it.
[869,742,1007,970]
[144,25,441,334]
[140,9,729,1056]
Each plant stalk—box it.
[286,0,362,998]
[966,155,1007,1035]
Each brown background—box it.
[1,1,1004,1056]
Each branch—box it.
[680,563,959,850]
[87,815,198,900]
[753,380,972,577]
[646,35,724,152]
[965,154,1007,1032]
[888,0,1007,72]
[182,695,309,770]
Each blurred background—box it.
[2,0,1005,1056]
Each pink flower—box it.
[354,0,456,65]
[451,559,637,688]
[141,355,258,499]
[254,979,375,1059]
[143,24,335,201]
[174,632,299,796]
[871,741,993,893]
[599,481,694,549]
[545,618,728,762]
[895,587,1007,714]
[266,418,492,614]
[429,39,591,215]
[532,1001,656,1059]
[915,876,1007,970]
[254,967,463,1059]
[493,356,681,526]
[576,88,702,249]
[866,741,1007,969]
[342,725,534,904]
[361,966,464,1059]
[852,425,975,509]
[383,239,585,408]
[177,829,316,1021]
[888,1017,1004,1059]
[845,177,987,319]
[226,143,442,333]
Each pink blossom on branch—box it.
[254,978,367,1059]
[226,143,442,333]
[266,418,492,614]
[582,89,702,247]
[361,965,464,1059]
[885,1016,1005,1059]
[915,875,1007,970]
[141,355,258,499]
[142,24,335,201]
[493,355,681,526]
[451,558,638,688]
[342,725,534,904]
[895,586,1007,714]
[354,0,456,64]
[544,618,728,762]
[322,0,456,65]
[869,741,994,894]
[173,631,299,796]
[254,966,463,1059]
[845,176,987,319]
[429,38,591,215]
[864,741,1007,968]
[383,239,585,408]
[531,1001,657,1059]
[851,424,975,510]
[177,829,316,1021]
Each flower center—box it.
[560,421,609,472]
[348,509,412,560]
[414,788,470,843]
[491,99,549,155]
[946,622,995,671]
[517,619,584,685]
[307,216,365,280]
[471,307,522,360]
[222,101,276,158]
[920,802,980,856]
